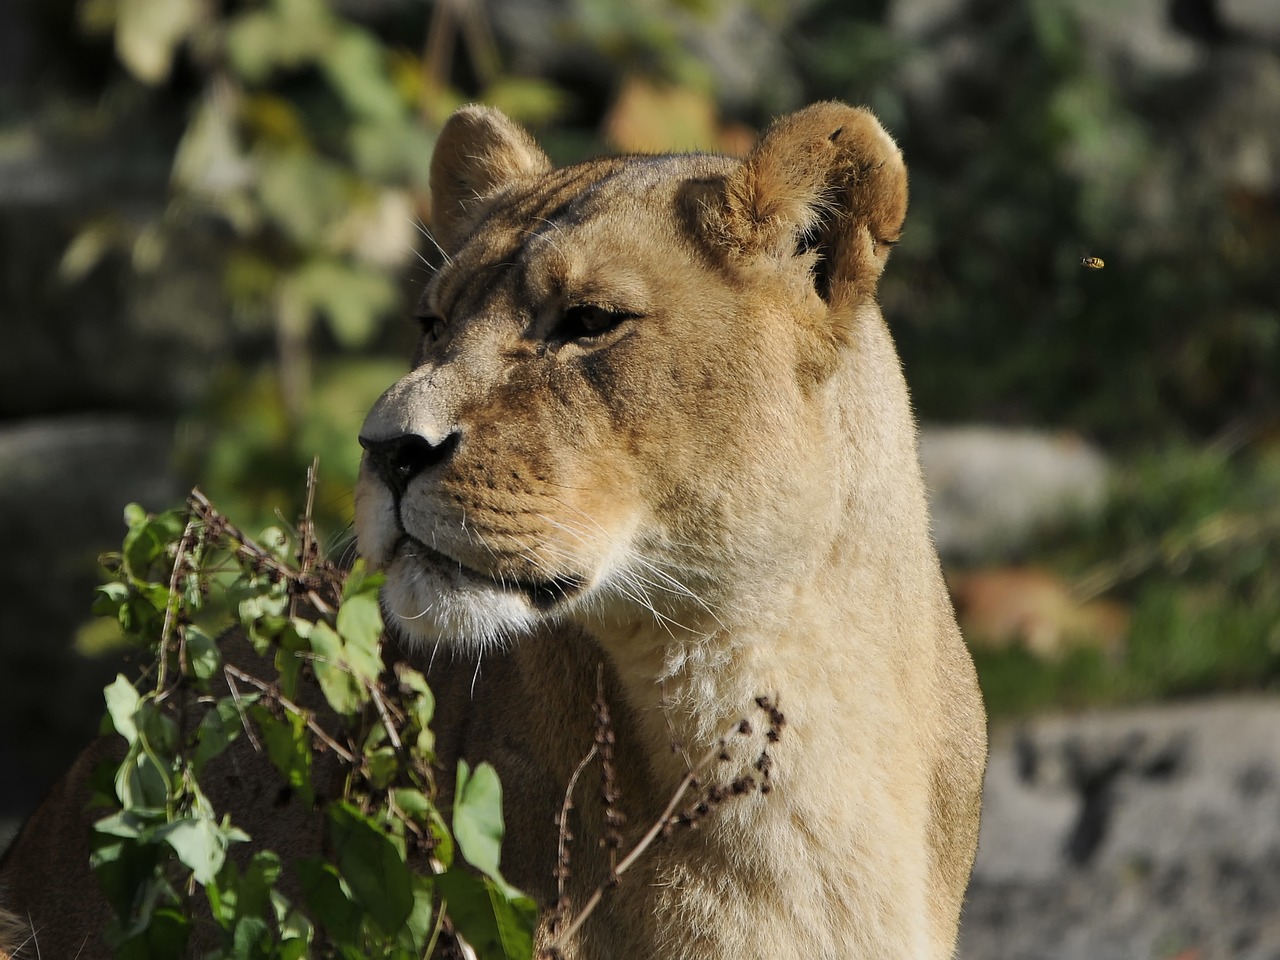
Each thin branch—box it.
[223,670,263,755]
[550,743,598,939]
[157,515,199,693]
[224,664,356,764]
[548,717,760,950]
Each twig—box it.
[548,715,765,950]
[223,664,356,764]
[549,743,598,942]
[223,670,263,755]
[157,515,199,693]
[366,679,403,751]
[594,665,624,876]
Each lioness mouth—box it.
[394,535,586,611]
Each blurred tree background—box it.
[1,0,1278,824]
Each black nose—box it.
[359,431,460,496]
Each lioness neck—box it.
[595,308,942,789]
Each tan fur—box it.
[0,102,986,959]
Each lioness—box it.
[0,102,986,959]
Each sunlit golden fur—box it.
[0,102,985,960]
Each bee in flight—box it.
[1080,256,1105,270]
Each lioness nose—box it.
[359,431,460,496]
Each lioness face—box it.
[356,105,906,654]
[358,164,825,651]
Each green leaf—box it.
[93,581,132,617]
[184,625,222,681]
[366,746,398,790]
[284,258,399,349]
[135,699,179,757]
[434,870,535,960]
[490,887,538,960]
[296,859,363,947]
[453,761,506,880]
[257,150,349,245]
[114,0,199,84]
[336,590,382,652]
[157,816,233,885]
[116,746,171,810]
[230,914,271,959]
[321,27,404,122]
[428,805,454,869]
[105,675,141,742]
[335,591,383,683]
[395,663,435,755]
[328,802,414,936]
[113,905,191,960]
[390,788,430,821]
[250,705,314,807]
[90,835,162,921]
[308,621,364,715]
[400,875,437,954]
[342,559,384,600]
[195,695,251,776]
[237,852,282,924]
[482,77,568,126]
[120,508,186,581]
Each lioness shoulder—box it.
[1,101,986,960]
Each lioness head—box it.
[355,102,908,658]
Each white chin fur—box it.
[380,555,540,652]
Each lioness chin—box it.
[0,102,985,960]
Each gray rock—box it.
[918,426,1110,560]
[961,699,1280,960]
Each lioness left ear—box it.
[429,105,552,254]
[707,101,907,320]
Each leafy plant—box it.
[89,482,535,959]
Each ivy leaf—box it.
[156,816,235,885]
[296,859,363,948]
[117,746,171,811]
[327,803,414,936]
[194,695,253,777]
[435,870,535,960]
[342,559,384,600]
[183,625,222,682]
[230,914,271,959]
[105,675,141,743]
[250,706,314,807]
[112,905,191,960]
[365,746,398,790]
[401,875,438,955]
[308,621,364,715]
[335,590,382,682]
[453,761,505,881]
[257,151,349,245]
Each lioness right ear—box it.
[429,105,552,254]
[703,102,907,327]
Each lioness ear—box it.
[709,101,907,320]
[429,105,552,254]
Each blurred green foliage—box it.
[977,442,1280,715]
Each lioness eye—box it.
[554,304,634,343]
